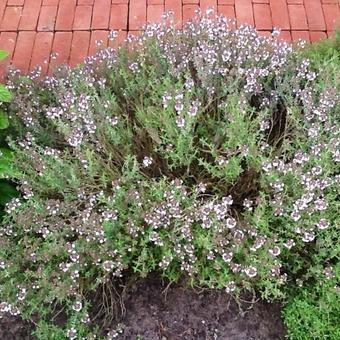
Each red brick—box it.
[0,7,22,31]
[43,0,59,4]
[129,31,142,37]
[12,31,36,74]
[322,4,340,32]
[321,0,339,3]
[7,0,24,5]
[0,1,5,25]
[0,32,17,58]
[183,0,199,3]
[78,0,94,4]
[148,0,164,4]
[0,32,17,81]
[269,0,290,30]
[89,30,109,56]
[252,0,269,3]
[310,31,327,42]
[201,0,218,15]
[235,0,254,27]
[253,4,272,30]
[92,0,111,29]
[183,4,199,22]
[38,6,58,31]
[73,5,92,30]
[165,0,182,28]
[291,31,310,42]
[30,32,54,75]
[218,0,235,4]
[327,30,337,37]
[49,31,72,73]
[19,0,43,30]
[130,0,147,30]
[69,31,90,67]
[304,0,326,31]
[218,5,236,23]
[288,5,308,30]
[55,0,76,30]
[111,0,129,3]
[147,4,165,22]
[287,0,303,3]
[110,4,128,29]
[278,30,292,42]
[108,30,127,49]
[258,31,272,37]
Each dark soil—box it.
[111,276,286,340]
[0,276,286,340]
[0,315,33,340]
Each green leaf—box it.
[0,147,13,177]
[0,50,9,61]
[0,181,18,206]
[0,109,9,129]
[0,84,12,102]
[0,147,13,159]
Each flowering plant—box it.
[0,12,339,339]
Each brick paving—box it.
[0,0,339,78]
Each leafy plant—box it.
[0,14,338,339]
[0,50,17,219]
[283,271,340,340]
[0,50,12,129]
[282,30,340,340]
[301,29,340,64]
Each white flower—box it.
[217,156,228,166]
[176,116,186,128]
[66,328,77,340]
[222,252,233,263]
[72,301,82,312]
[269,246,281,256]
[302,231,315,243]
[283,239,295,249]
[317,218,329,230]
[142,156,153,168]
[222,195,233,206]
[175,102,184,112]
[291,211,301,222]
[244,266,257,278]
[226,217,236,229]
[225,281,236,293]
[103,260,114,272]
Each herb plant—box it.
[0,13,339,339]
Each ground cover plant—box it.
[0,12,339,339]
[282,29,340,340]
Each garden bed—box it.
[0,275,285,340]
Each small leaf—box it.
[0,147,13,177]
[0,147,13,159]
[146,126,162,145]
[0,109,9,129]
[0,85,12,102]
[0,181,18,206]
[0,50,9,61]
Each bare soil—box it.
[112,276,286,340]
[0,276,286,340]
[0,315,33,340]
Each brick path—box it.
[0,0,339,78]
